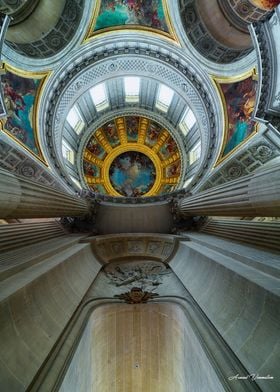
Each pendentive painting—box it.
[251,0,279,9]
[220,76,258,158]
[109,151,156,197]
[94,0,169,33]
[1,70,42,156]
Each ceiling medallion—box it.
[82,116,181,197]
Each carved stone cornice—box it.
[81,233,180,264]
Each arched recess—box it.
[27,234,259,392]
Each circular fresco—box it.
[82,116,182,196]
[109,151,156,197]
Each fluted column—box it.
[0,221,67,253]
[0,167,89,219]
[178,163,280,217]
[201,219,280,251]
[217,0,276,33]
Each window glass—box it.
[156,84,174,112]
[62,139,75,164]
[180,108,196,136]
[90,83,109,111]
[124,77,140,102]
[189,142,201,165]
[67,106,84,134]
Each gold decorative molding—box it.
[138,117,149,144]
[161,153,180,168]
[84,150,104,167]
[152,130,169,153]
[102,143,162,197]
[82,116,182,197]
[84,176,104,185]
[162,177,178,184]
[95,128,113,153]
[115,117,127,144]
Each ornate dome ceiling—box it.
[82,116,181,196]
[1,0,279,202]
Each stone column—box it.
[201,219,280,251]
[217,0,277,33]
[177,163,280,217]
[0,167,89,219]
[0,221,67,253]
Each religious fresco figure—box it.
[94,0,168,32]
[109,151,156,196]
[221,76,258,157]
[1,71,41,155]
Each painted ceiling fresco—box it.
[251,0,280,9]
[82,116,181,196]
[0,69,44,160]
[109,151,156,197]
[93,0,169,33]
[217,74,258,160]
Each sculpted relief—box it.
[104,260,171,291]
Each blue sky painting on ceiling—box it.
[94,0,168,33]
[109,151,156,197]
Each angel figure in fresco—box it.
[126,117,138,139]
[164,137,177,155]
[243,89,256,119]
[167,161,180,177]
[83,162,97,177]
[147,123,161,141]
[3,80,25,118]
[105,122,118,143]
[87,137,102,156]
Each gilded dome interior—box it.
[82,116,181,196]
